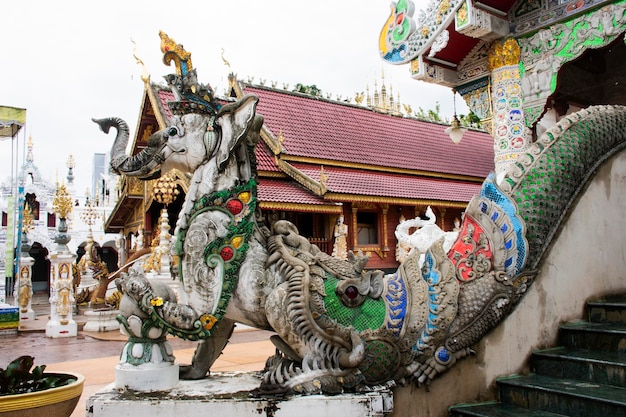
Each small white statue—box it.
[395,206,459,264]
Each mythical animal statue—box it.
[394,206,459,264]
[93,33,626,395]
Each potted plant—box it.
[0,356,84,417]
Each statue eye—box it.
[345,285,359,300]
[168,126,179,137]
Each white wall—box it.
[391,148,626,417]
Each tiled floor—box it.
[2,294,276,417]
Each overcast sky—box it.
[1,0,465,197]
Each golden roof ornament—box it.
[26,135,34,163]
[221,48,232,73]
[488,38,521,70]
[159,30,193,75]
[159,31,221,115]
[153,172,180,206]
[132,38,151,84]
[22,203,34,235]
[53,182,73,219]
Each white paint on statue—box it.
[395,206,459,265]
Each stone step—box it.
[587,296,626,324]
[449,401,568,417]
[531,347,626,387]
[558,321,626,352]
[497,374,626,416]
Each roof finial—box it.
[221,48,232,73]
[159,30,193,76]
[131,38,151,84]
[26,134,34,162]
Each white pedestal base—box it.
[88,372,393,417]
[45,319,78,338]
[114,362,179,392]
[19,308,35,323]
[84,309,120,332]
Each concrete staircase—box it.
[449,295,626,417]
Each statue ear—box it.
[215,95,259,170]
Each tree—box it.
[414,101,443,122]
[292,83,323,97]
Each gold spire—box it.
[22,202,34,234]
[26,135,34,162]
[221,48,232,73]
[132,38,151,84]
[365,71,404,116]
[53,182,73,219]
[159,31,193,76]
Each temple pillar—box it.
[46,216,78,338]
[488,38,531,183]
[16,245,35,324]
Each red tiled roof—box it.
[256,141,279,172]
[243,85,494,179]
[258,178,331,205]
[292,163,480,203]
[155,88,175,121]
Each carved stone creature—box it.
[93,34,626,395]
[395,206,459,264]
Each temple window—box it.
[357,211,379,245]
[25,193,40,220]
[47,212,56,228]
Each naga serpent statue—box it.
[93,34,626,395]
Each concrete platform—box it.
[4,293,395,417]
[88,372,393,417]
[2,293,276,417]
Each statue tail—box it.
[404,105,626,384]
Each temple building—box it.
[379,0,626,178]
[0,137,120,293]
[104,50,494,271]
[372,0,626,414]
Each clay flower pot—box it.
[0,372,85,417]
[0,356,85,417]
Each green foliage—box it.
[414,102,443,122]
[462,111,482,128]
[0,356,76,395]
[413,105,482,129]
[292,83,323,97]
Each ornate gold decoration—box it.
[80,199,98,229]
[140,125,154,144]
[381,204,389,253]
[326,192,470,209]
[488,38,521,70]
[159,31,192,75]
[436,0,451,24]
[319,166,328,194]
[353,202,378,210]
[221,48,232,72]
[456,1,469,25]
[259,201,342,214]
[152,172,180,206]
[128,177,143,195]
[22,203,34,235]
[275,159,327,196]
[132,38,151,84]
[52,182,73,219]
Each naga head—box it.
[92,94,260,180]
